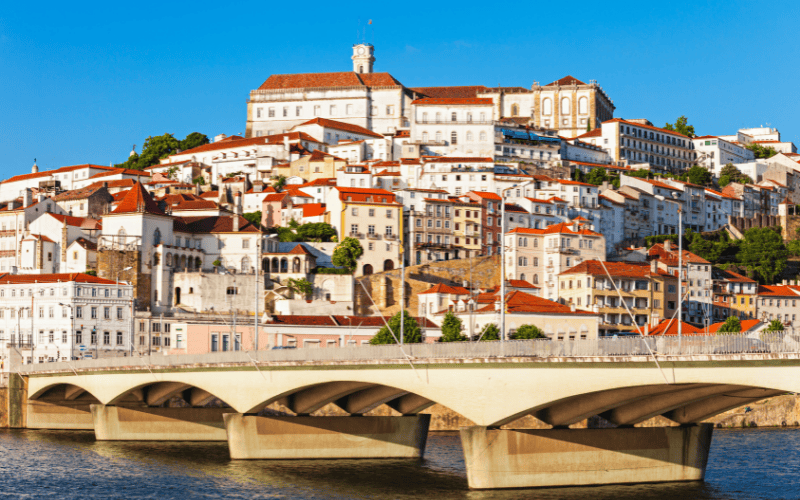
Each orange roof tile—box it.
[560,261,672,278]
[110,182,164,215]
[296,118,383,139]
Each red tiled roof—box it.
[508,279,538,289]
[418,283,471,295]
[575,129,602,139]
[174,132,320,157]
[2,164,113,184]
[545,75,587,86]
[604,118,689,139]
[110,182,164,215]
[26,234,55,243]
[646,319,702,336]
[85,179,139,191]
[648,243,710,265]
[174,215,261,234]
[411,98,493,106]
[503,290,595,315]
[541,222,601,236]
[46,213,98,228]
[52,186,108,201]
[288,244,313,255]
[560,261,672,278]
[262,314,437,328]
[301,203,326,218]
[706,319,762,334]
[296,118,383,139]
[467,191,502,200]
[757,285,800,297]
[409,86,488,99]
[0,272,117,285]
[71,237,97,251]
[715,268,756,283]
[258,72,402,90]
[88,168,150,180]
[263,193,288,202]
[423,157,494,163]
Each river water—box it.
[1,428,798,499]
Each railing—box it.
[367,233,381,240]
[416,120,492,125]
[17,332,800,374]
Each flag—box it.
[368,19,372,24]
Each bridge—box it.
[9,334,800,490]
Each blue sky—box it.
[1,1,799,176]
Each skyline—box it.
[2,1,799,174]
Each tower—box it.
[352,44,375,74]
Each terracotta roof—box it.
[264,193,289,202]
[262,314,437,328]
[174,215,262,234]
[87,168,150,180]
[287,244,313,256]
[71,237,97,251]
[575,129,602,139]
[418,283,471,295]
[110,182,165,215]
[0,272,116,285]
[648,243,710,265]
[501,290,596,315]
[757,285,800,297]
[174,132,320,157]
[646,319,702,336]
[560,261,672,278]
[468,191,502,200]
[302,203,326,218]
[409,86,488,99]
[52,186,107,202]
[411,98,493,106]
[258,72,402,90]
[47,213,98,228]
[296,118,383,139]
[2,164,112,184]
[604,118,689,139]
[26,234,55,243]
[714,268,756,283]
[545,76,587,86]
[507,279,538,289]
[287,189,313,199]
[85,179,139,191]
[423,156,494,163]
[541,222,601,236]
[706,319,762,334]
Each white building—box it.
[409,98,495,157]
[0,163,116,203]
[0,273,133,364]
[691,135,755,174]
[599,118,695,174]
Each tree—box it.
[287,278,314,299]
[586,167,608,186]
[276,226,300,242]
[663,116,696,138]
[272,175,287,192]
[686,165,712,186]
[477,323,500,341]
[511,324,546,339]
[746,143,779,159]
[625,169,652,179]
[179,132,209,151]
[572,169,585,182]
[165,166,179,179]
[193,176,205,185]
[765,318,785,332]
[736,227,788,283]
[369,310,422,344]
[439,312,467,342]
[243,211,262,226]
[332,237,363,271]
[716,316,741,334]
[718,163,752,188]
[296,222,338,242]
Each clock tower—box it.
[352,44,375,74]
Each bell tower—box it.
[352,44,375,74]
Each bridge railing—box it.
[16,331,800,373]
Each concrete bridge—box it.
[9,336,800,489]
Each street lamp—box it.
[500,180,531,342]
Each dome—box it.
[31,160,38,174]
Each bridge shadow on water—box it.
[6,429,768,499]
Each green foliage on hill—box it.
[115,132,209,170]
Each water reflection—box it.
[2,428,799,499]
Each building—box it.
[599,118,695,174]
[0,273,133,364]
[691,135,755,173]
[505,220,606,300]
[710,268,758,323]
[466,192,502,256]
[529,76,615,137]
[558,260,679,336]
[409,98,495,157]
[756,285,800,328]
[648,241,712,326]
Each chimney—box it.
[24,189,32,207]
[570,303,576,312]
[232,214,239,232]
[36,193,45,203]
[235,191,243,215]
[103,182,109,189]
[651,260,658,274]
[195,182,201,196]
[214,133,227,143]
[664,239,672,252]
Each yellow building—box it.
[558,260,678,336]
[273,150,347,183]
[711,268,758,323]
[452,200,482,259]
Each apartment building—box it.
[756,285,800,328]
[452,199,483,259]
[506,221,606,301]
[649,241,712,326]
[600,118,695,174]
[409,98,495,157]
[466,191,502,255]
[710,268,758,323]
[558,260,678,336]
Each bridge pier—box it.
[223,414,430,460]
[90,405,228,441]
[460,424,713,489]
[27,400,95,430]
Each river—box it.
[1,428,798,499]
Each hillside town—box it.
[3,43,800,364]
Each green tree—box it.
[272,175,287,192]
[746,143,779,159]
[663,116,696,138]
[276,226,300,242]
[243,211,262,226]
[286,278,314,298]
[369,310,422,344]
[686,165,713,186]
[736,227,788,283]
[179,132,209,151]
[765,318,785,332]
[332,237,363,272]
[586,167,608,186]
[439,312,467,342]
[165,166,179,179]
[511,324,546,339]
[296,222,338,242]
[477,323,500,341]
[193,176,205,185]
[625,169,652,180]
[716,316,741,334]
[718,163,752,187]
[572,169,585,182]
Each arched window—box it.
[561,98,571,115]
[479,131,487,142]
[435,131,442,142]
[542,98,552,116]
[511,104,519,116]
[435,112,441,122]
[165,253,172,267]
[358,65,363,73]
[579,97,588,114]
[451,131,458,145]
[519,273,525,281]
[117,227,126,246]
[466,131,473,141]
[153,228,161,246]
[533,274,539,284]
[241,256,250,272]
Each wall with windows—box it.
[410,103,494,157]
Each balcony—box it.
[416,119,492,125]
[408,139,446,146]
[545,247,576,254]
[367,233,381,240]
[349,232,364,239]
[384,234,398,241]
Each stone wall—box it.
[98,249,150,309]
[354,255,501,318]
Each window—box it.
[117,307,123,320]
[386,105,394,115]
[352,207,358,216]
[104,307,110,319]
[117,332,123,345]
[76,307,82,319]
[226,287,238,295]
[330,105,337,115]
[103,331,110,345]
[479,131,487,142]
[75,330,82,344]
[268,108,275,117]
[451,131,457,145]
